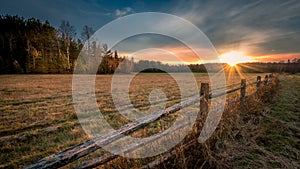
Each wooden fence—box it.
[25,74,278,169]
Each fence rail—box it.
[25,74,277,169]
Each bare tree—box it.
[81,25,95,56]
[58,20,76,70]
[81,25,94,43]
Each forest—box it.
[0,15,133,74]
[1,15,299,74]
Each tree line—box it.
[237,61,300,74]
[0,15,133,74]
[133,60,300,74]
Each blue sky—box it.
[1,0,300,62]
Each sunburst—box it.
[220,51,252,67]
[220,51,253,84]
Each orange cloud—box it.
[119,45,220,65]
[119,45,300,64]
[249,53,300,62]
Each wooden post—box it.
[240,79,246,101]
[200,83,209,116]
[256,76,261,89]
[264,75,269,85]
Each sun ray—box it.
[219,51,255,84]
[227,65,237,85]
[238,63,264,73]
[235,65,245,79]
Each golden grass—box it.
[211,74,299,169]
[0,73,264,168]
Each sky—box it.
[1,0,300,64]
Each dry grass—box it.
[0,73,263,168]
[131,74,298,169]
[212,74,300,169]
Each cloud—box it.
[252,53,300,62]
[4,0,297,62]
[171,0,300,59]
[112,33,218,64]
[115,7,132,17]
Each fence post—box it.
[240,79,246,101]
[200,83,209,116]
[268,74,272,83]
[264,75,269,85]
[256,76,261,89]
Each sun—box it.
[220,51,252,66]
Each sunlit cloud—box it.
[127,48,192,65]
[115,7,132,17]
[250,53,300,62]
[119,46,207,65]
[172,0,300,62]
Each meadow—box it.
[0,73,270,168]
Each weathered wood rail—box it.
[25,74,277,169]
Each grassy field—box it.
[0,73,272,168]
[214,74,300,168]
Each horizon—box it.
[129,58,297,66]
